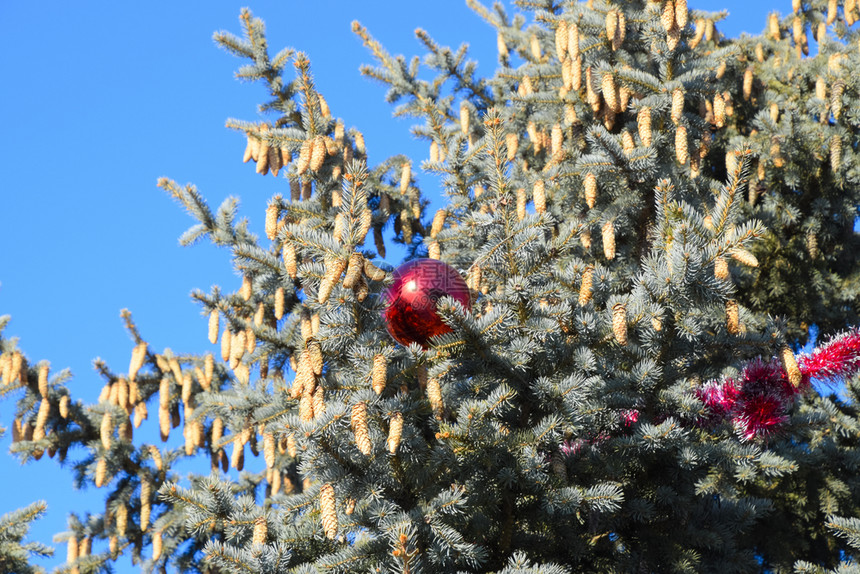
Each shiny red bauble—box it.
[381,259,471,348]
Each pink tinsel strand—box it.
[799,329,860,384]
[697,357,806,440]
[620,409,640,427]
[696,379,740,418]
[733,393,787,441]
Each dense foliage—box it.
[2,1,860,572]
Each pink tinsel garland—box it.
[697,329,860,440]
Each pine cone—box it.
[100,411,112,450]
[726,300,740,335]
[621,130,635,156]
[533,180,547,214]
[320,484,338,539]
[427,376,443,418]
[637,107,652,146]
[578,266,594,306]
[612,303,628,346]
[343,253,364,290]
[372,354,387,395]
[781,345,802,386]
[252,517,268,545]
[675,0,688,28]
[584,173,598,209]
[743,68,753,101]
[555,20,569,59]
[602,221,616,260]
[714,93,726,128]
[671,88,684,125]
[505,133,519,161]
[274,287,285,320]
[830,134,842,172]
[551,124,563,162]
[263,432,275,468]
[675,126,688,165]
[388,412,404,454]
[352,401,372,455]
[37,363,49,398]
[567,23,580,60]
[661,0,676,33]
[95,458,107,488]
[516,188,527,221]
[459,102,470,135]
[240,275,253,301]
[400,162,412,194]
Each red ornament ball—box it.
[381,259,471,348]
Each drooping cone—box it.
[95,458,107,488]
[578,266,594,306]
[584,173,597,208]
[427,376,443,419]
[388,412,404,454]
[714,257,729,280]
[320,484,338,539]
[263,432,275,469]
[208,310,219,345]
[713,93,726,128]
[637,107,652,146]
[612,303,628,346]
[100,412,112,450]
[743,68,753,100]
[602,221,616,260]
[781,345,803,387]
[670,88,684,125]
[372,354,387,394]
[675,126,689,165]
[37,363,49,397]
[352,402,372,455]
[252,517,268,545]
[505,133,518,161]
[516,188,527,221]
[533,179,547,214]
[726,300,740,335]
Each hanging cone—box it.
[661,1,676,32]
[568,23,580,60]
[533,180,547,214]
[726,300,740,335]
[387,412,404,454]
[427,376,443,419]
[584,173,597,209]
[602,221,616,260]
[38,363,49,398]
[673,125,688,165]
[352,402,372,455]
[743,68,753,101]
[555,20,569,59]
[578,266,594,306]
[637,107,652,146]
[320,484,338,539]
[612,303,628,346]
[621,130,635,156]
[372,354,387,394]
[675,0,688,28]
[671,88,684,125]
[781,345,803,387]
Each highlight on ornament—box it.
[381,259,471,348]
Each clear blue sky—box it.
[0,1,775,570]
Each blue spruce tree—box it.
[2,1,860,572]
